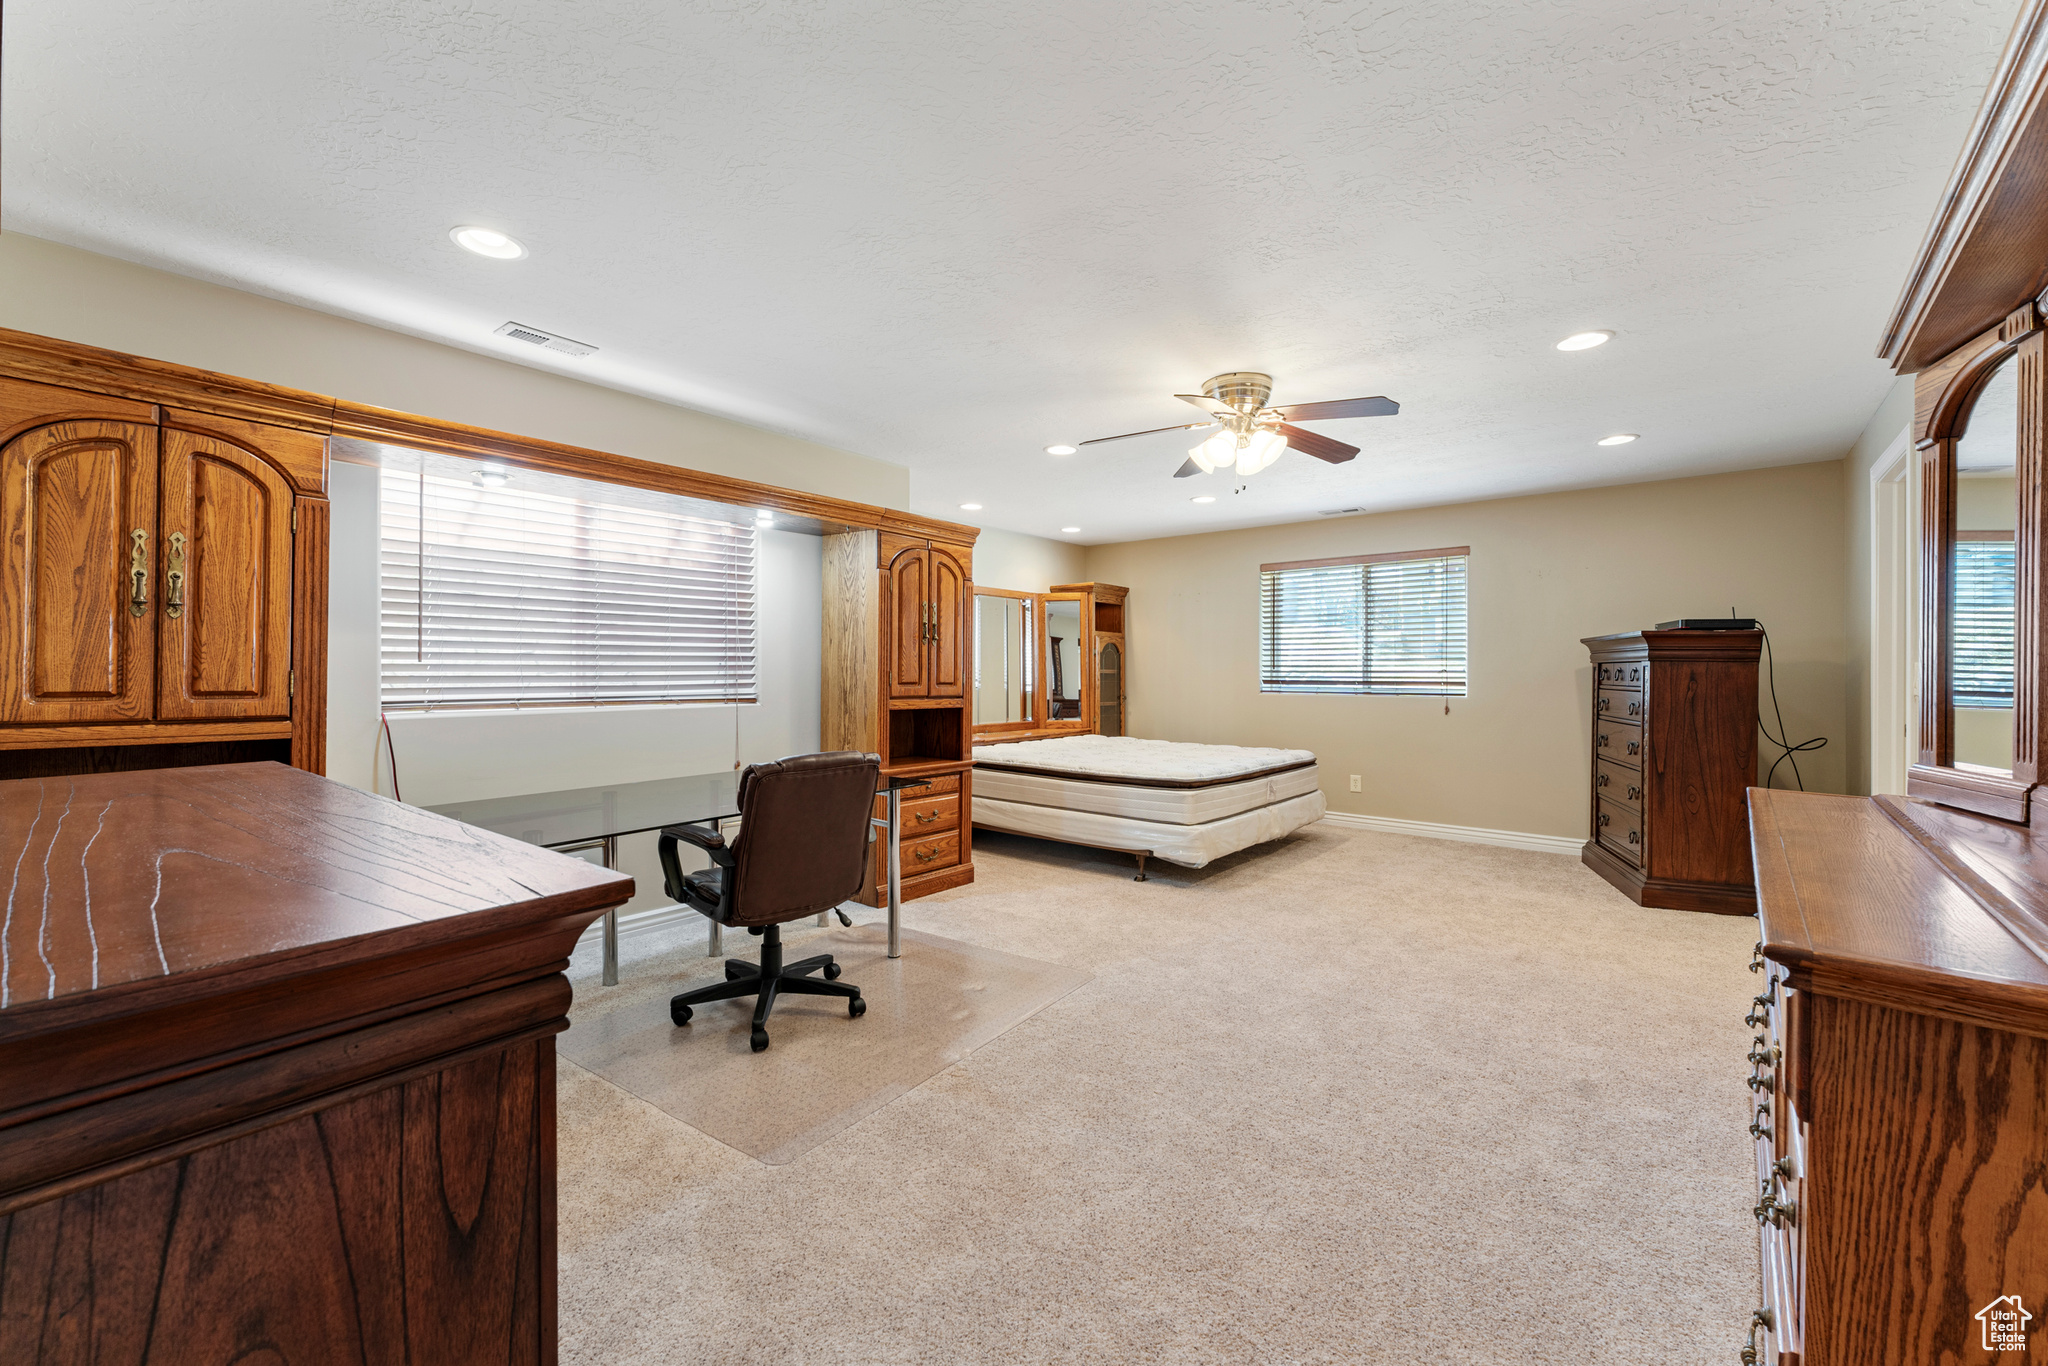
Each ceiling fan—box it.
[1070,372,1400,478]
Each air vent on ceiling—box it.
[1318,507,1365,516]
[493,321,598,357]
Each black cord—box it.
[1752,619,1826,790]
[379,713,403,802]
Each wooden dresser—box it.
[1748,788,2048,1365]
[822,527,980,904]
[1582,629,1761,914]
[0,762,628,1364]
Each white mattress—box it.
[973,762,1324,825]
[972,734,1316,785]
[973,790,1328,869]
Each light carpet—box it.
[560,923,1091,1164]
[558,822,1761,1365]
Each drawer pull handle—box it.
[1747,1072,1774,1093]
[1596,773,1609,788]
[1754,1194,1797,1229]
[1596,734,1609,748]
[915,810,942,824]
[1626,741,1640,756]
[915,846,943,863]
[1597,813,1609,828]
[1747,1045,1778,1067]
[1628,701,1640,716]
[1744,1007,1771,1028]
[1598,697,1610,712]
[1772,1156,1797,1180]
[1748,1106,1772,1139]
[1627,786,1642,801]
[1626,830,1639,845]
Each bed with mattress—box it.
[971,735,1327,876]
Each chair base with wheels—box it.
[668,922,866,1052]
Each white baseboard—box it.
[1318,810,1583,857]
[575,900,700,949]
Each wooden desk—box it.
[0,761,630,1364]
[1748,788,2048,1365]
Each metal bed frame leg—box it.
[1133,851,1149,882]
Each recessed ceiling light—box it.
[1061,526,1080,534]
[959,502,983,511]
[1556,330,1613,351]
[451,225,527,260]
[1044,445,1078,456]
[1191,496,1216,504]
[1597,433,1639,446]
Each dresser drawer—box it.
[872,772,963,820]
[898,829,960,876]
[1595,686,1645,723]
[1595,659,1645,689]
[1593,716,1643,766]
[1594,798,1642,865]
[898,792,960,837]
[1593,758,1645,809]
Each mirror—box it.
[1951,353,2019,771]
[972,592,1034,725]
[1099,641,1123,736]
[1044,596,1084,722]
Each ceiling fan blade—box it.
[1268,396,1400,423]
[1172,457,1203,478]
[1078,421,1214,447]
[1175,393,1240,418]
[1277,423,1360,464]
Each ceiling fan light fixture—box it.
[1240,429,1288,473]
[1556,330,1614,351]
[1044,444,1078,456]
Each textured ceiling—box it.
[1,0,2017,543]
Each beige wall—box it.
[0,233,907,508]
[1082,461,1848,839]
[971,525,1088,593]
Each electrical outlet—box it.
[1348,774,1362,792]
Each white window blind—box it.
[1259,548,1468,695]
[380,468,757,709]
[1953,536,2015,709]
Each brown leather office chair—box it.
[656,751,880,1052]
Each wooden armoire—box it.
[0,347,330,781]
[1580,628,1760,914]
[823,525,981,904]
[1051,581,1129,736]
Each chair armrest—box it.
[660,821,732,861]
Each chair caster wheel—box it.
[750,1028,770,1052]
[824,963,841,980]
[671,1003,692,1026]
[849,996,866,1018]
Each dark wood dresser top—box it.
[0,762,630,1034]
[1749,787,2048,1037]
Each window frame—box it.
[377,464,761,713]
[1257,545,1470,698]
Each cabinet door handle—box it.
[128,529,149,617]
[163,532,187,619]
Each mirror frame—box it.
[1909,300,2046,821]
[970,587,1040,734]
[970,588,1095,739]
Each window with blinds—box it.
[1953,536,2016,709]
[1259,547,1468,695]
[380,467,757,710]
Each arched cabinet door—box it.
[155,428,294,720]
[887,544,931,698]
[927,545,967,698]
[0,421,160,723]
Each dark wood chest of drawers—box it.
[1582,629,1761,914]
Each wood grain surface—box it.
[0,762,628,1012]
